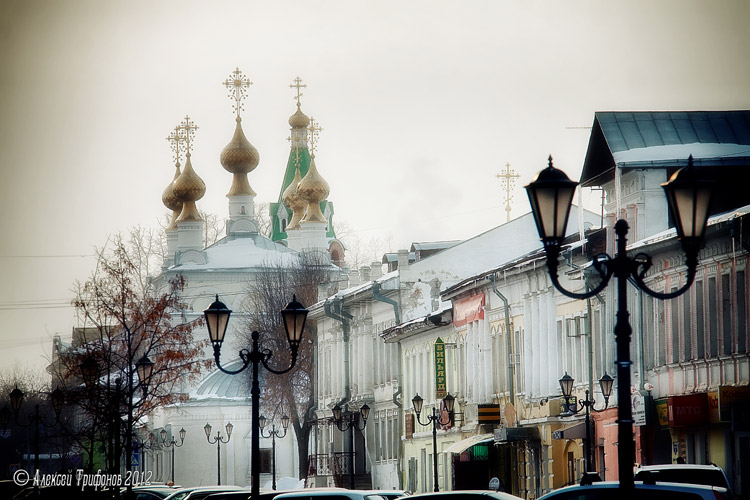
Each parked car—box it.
[407,491,522,500]
[204,490,295,500]
[163,486,246,500]
[537,480,730,500]
[129,484,182,500]
[273,488,389,500]
[634,463,733,497]
[359,491,409,500]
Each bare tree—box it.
[52,233,209,481]
[335,219,393,270]
[241,253,337,480]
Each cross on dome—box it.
[177,115,198,156]
[307,117,323,158]
[166,126,187,166]
[496,161,521,222]
[223,67,253,119]
[290,76,306,106]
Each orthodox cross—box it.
[166,125,187,166]
[496,162,521,222]
[287,134,301,167]
[223,67,253,118]
[177,115,198,156]
[290,76,306,106]
[308,117,323,158]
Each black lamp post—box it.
[331,403,370,489]
[558,372,613,473]
[204,422,232,485]
[204,294,308,498]
[7,385,65,472]
[526,155,712,489]
[412,393,455,492]
[161,427,186,485]
[259,414,289,490]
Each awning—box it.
[443,433,494,454]
[552,421,587,440]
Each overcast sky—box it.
[1,0,749,372]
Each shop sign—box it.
[453,293,485,327]
[632,392,646,426]
[405,413,414,439]
[667,393,708,427]
[434,338,447,399]
[655,399,669,429]
[719,385,750,422]
[708,392,721,423]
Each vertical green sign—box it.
[435,337,447,399]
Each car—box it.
[203,490,295,500]
[273,488,389,500]
[407,491,522,500]
[634,463,733,497]
[536,480,730,500]
[129,485,182,500]
[163,486,246,500]
[359,491,409,500]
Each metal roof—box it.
[580,110,750,186]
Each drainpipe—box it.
[324,298,353,408]
[489,275,515,407]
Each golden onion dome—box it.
[282,164,307,231]
[288,103,310,129]
[220,117,259,197]
[173,154,206,222]
[162,164,183,230]
[297,156,329,223]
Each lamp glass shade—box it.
[160,429,168,442]
[412,394,424,415]
[662,158,712,241]
[51,388,65,415]
[9,386,23,413]
[259,415,267,430]
[443,393,456,414]
[599,373,614,399]
[225,422,233,439]
[204,423,212,439]
[282,415,290,430]
[135,355,155,387]
[332,404,342,422]
[204,295,232,345]
[179,427,186,442]
[559,372,574,398]
[281,295,308,349]
[360,403,371,422]
[525,157,578,243]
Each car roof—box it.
[539,480,728,499]
[408,491,522,499]
[636,463,723,470]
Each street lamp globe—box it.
[443,393,456,414]
[225,422,233,439]
[135,355,155,388]
[281,415,290,430]
[204,295,232,348]
[161,429,168,442]
[332,404,343,423]
[259,415,267,430]
[360,403,371,422]
[179,427,187,442]
[280,295,308,350]
[661,156,713,249]
[599,373,614,400]
[559,373,575,399]
[9,386,23,414]
[80,357,98,390]
[51,388,65,416]
[524,155,578,246]
[411,394,424,415]
[204,423,212,439]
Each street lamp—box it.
[205,292,308,499]
[412,393,455,492]
[526,155,712,489]
[259,414,289,490]
[160,427,186,485]
[205,422,232,485]
[7,385,65,472]
[330,403,370,489]
[558,372,613,473]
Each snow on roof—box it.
[171,233,300,271]
[613,142,750,166]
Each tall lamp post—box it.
[412,393,455,492]
[558,372,613,473]
[7,386,65,472]
[525,155,712,489]
[259,414,289,490]
[205,422,232,485]
[331,403,370,489]
[204,294,308,499]
[161,427,186,485]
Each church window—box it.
[240,205,246,215]
[259,449,272,473]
